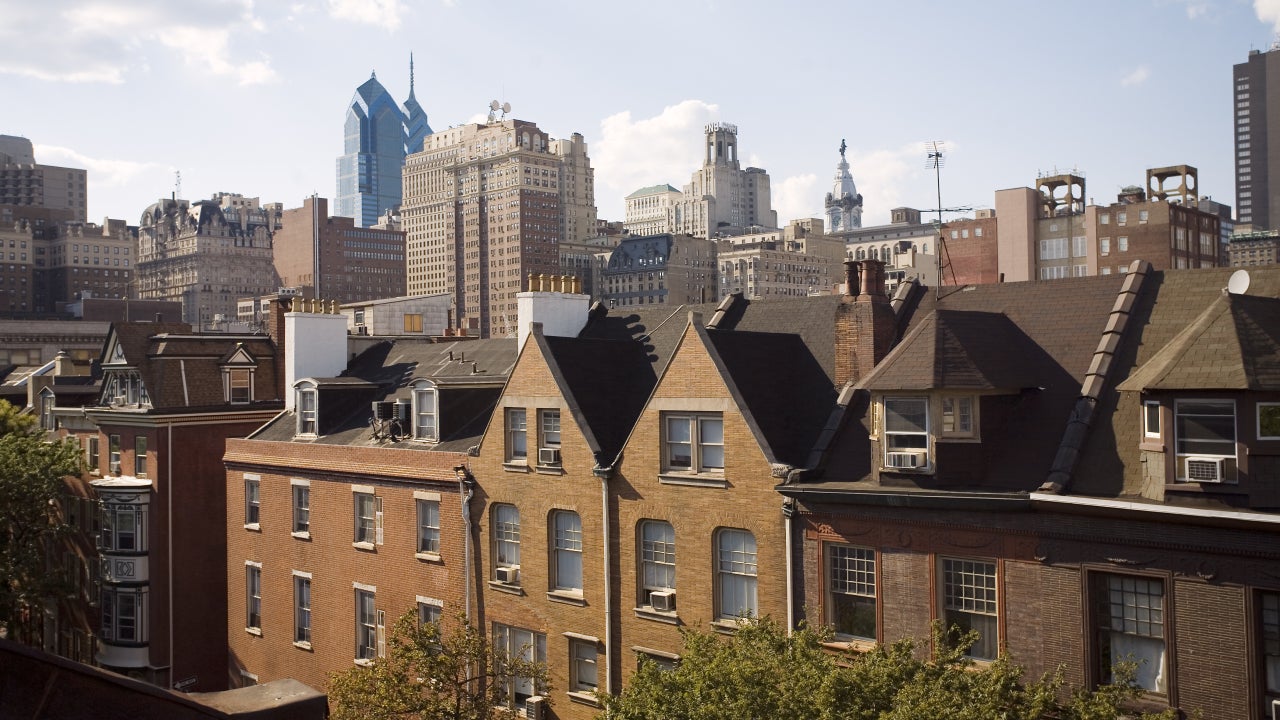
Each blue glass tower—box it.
[335,59,432,227]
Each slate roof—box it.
[543,334,656,463]
[250,338,516,452]
[578,301,717,378]
[624,184,680,198]
[860,309,1044,391]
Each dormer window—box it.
[226,369,253,404]
[1174,399,1236,483]
[411,380,437,442]
[1144,400,1162,439]
[296,382,318,436]
[1259,403,1280,440]
[940,396,974,436]
[883,397,929,469]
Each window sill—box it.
[567,691,600,707]
[502,461,529,473]
[416,551,442,563]
[658,472,728,488]
[1166,481,1246,494]
[534,464,565,476]
[293,640,312,652]
[245,627,262,637]
[352,541,375,552]
[710,619,747,634]
[243,523,260,532]
[634,606,681,625]
[547,590,587,606]
[823,638,877,653]
[1139,440,1164,452]
[291,531,311,541]
[353,658,374,668]
[488,580,525,596]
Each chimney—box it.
[53,350,73,377]
[516,274,590,351]
[283,298,348,410]
[834,259,897,387]
[842,260,860,298]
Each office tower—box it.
[0,135,88,222]
[1234,45,1280,230]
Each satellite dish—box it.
[490,100,500,111]
[1227,269,1251,296]
[502,102,511,114]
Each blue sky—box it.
[1,0,1277,228]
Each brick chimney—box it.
[834,259,896,387]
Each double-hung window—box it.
[570,639,598,694]
[297,383,317,436]
[493,624,546,708]
[245,476,260,527]
[294,573,311,646]
[413,382,437,441]
[292,480,310,536]
[418,597,442,627]
[539,409,561,465]
[108,434,121,474]
[828,544,876,641]
[941,396,974,435]
[1094,573,1166,693]
[493,504,520,583]
[884,397,928,467]
[506,409,527,462]
[355,587,378,661]
[640,520,676,608]
[133,436,147,476]
[228,368,252,403]
[1174,399,1236,482]
[716,528,757,621]
[552,511,583,593]
[246,563,262,632]
[354,489,381,546]
[663,413,724,473]
[417,498,440,555]
[940,557,998,660]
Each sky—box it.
[1,0,1278,229]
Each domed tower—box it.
[825,139,863,232]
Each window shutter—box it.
[375,497,384,545]
[376,609,386,658]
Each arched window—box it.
[411,379,437,441]
[295,381,318,436]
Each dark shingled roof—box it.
[578,302,717,378]
[861,310,1045,391]
[544,334,656,463]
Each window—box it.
[1260,591,1280,709]
[1094,573,1165,693]
[403,313,423,333]
[246,564,262,632]
[292,480,310,535]
[101,498,146,552]
[245,476,260,527]
[417,498,440,554]
[506,409,527,461]
[570,639,598,693]
[1174,399,1236,481]
[134,436,147,476]
[1118,236,1129,252]
[1259,403,1280,440]
[1118,212,1127,225]
[663,413,724,473]
[100,586,147,644]
[1071,235,1087,257]
[1144,401,1162,439]
[493,624,546,708]
[294,574,311,645]
[1138,210,1149,224]
[86,436,99,472]
[1100,238,1110,255]
[413,383,437,441]
[354,489,382,546]
[539,408,561,454]
[493,504,520,582]
[297,383,317,435]
[109,434,121,474]
[640,520,676,608]
[228,368,252,403]
[1101,213,1110,225]
[355,588,378,661]
[828,544,876,640]
[716,528,758,621]
[883,397,928,464]
[418,598,442,627]
[940,557,998,660]
[552,511,583,593]
[941,396,973,435]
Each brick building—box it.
[272,196,407,304]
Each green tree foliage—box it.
[601,617,1184,720]
[0,398,83,633]
[329,611,550,720]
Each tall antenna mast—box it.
[925,142,945,299]
[174,170,182,200]
[409,52,415,96]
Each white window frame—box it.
[353,488,382,547]
[245,562,262,633]
[1173,399,1236,481]
[493,623,546,708]
[883,396,929,467]
[412,381,437,441]
[100,586,147,644]
[552,510,583,594]
[940,395,975,436]
[244,476,260,528]
[355,586,378,662]
[100,498,146,552]
[417,596,443,627]
[827,544,876,641]
[940,557,998,661]
[293,572,311,647]
[134,435,147,477]
[291,479,310,537]
[540,408,561,449]
[226,367,253,404]
[569,638,599,694]
[506,408,527,461]
[296,382,318,436]
[493,504,521,583]
[662,412,724,473]
[417,498,440,555]
[1144,401,1162,439]
[1094,572,1166,694]
[715,528,757,621]
[640,520,676,608]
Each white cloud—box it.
[1121,65,1150,87]
[772,174,820,224]
[593,100,720,219]
[0,0,276,85]
[1257,0,1280,32]
[848,142,946,227]
[36,144,173,221]
[327,0,404,31]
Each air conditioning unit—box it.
[538,447,561,466]
[886,451,927,469]
[496,566,519,584]
[525,696,547,720]
[395,400,412,422]
[1185,456,1224,483]
[650,590,676,612]
[372,401,394,420]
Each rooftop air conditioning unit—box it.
[1185,456,1224,483]
[538,447,561,466]
[394,400,412,422]
[886,451,927,469]
[525,696,547,720]
[650,590,676,612]
[372,401,394,420]
[496,566,519,584]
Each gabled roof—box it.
[1118,292,1280,391]
[579,302,715,379]
[542,333,656,463]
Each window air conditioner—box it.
[1185,456,1224,483]
[525,696,547,720]
[538,447,561,466]
[885,451,927,469]
[394,400,412,422]
[650,590,676,612]
[496,566,519,584]
[372,401,394,420]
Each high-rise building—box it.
[0,135,88,222]
[1234,45,1279,231]
[624,184,682,236]
[335,59,432,228]
[666,123,777,238]
[825,139,863,233]
[402,117,597,337]
[273,196,406,304]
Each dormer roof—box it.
[860,310,1044,392]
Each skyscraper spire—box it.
[408,53,415,99]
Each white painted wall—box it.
[284,311,349,410]
[516,291,590,351]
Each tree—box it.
[329,611,550,720]
[601,617,1184,720]
[0,398,83,635]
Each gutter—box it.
[775,484,1032,512]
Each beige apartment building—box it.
[0,135,87,223]
[665,123,777,238]
[402,118,597,337]
[716,219,845,299]
[624,184,682,236]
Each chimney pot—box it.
[843,260,860,298]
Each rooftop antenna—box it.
[925,142,946,299]
[174,170,181,200]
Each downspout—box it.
[167,421,174,686]
[592,462,614,699]
[782,498,796,634]
[455,466,474,621]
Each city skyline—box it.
[1,0,1277,230]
